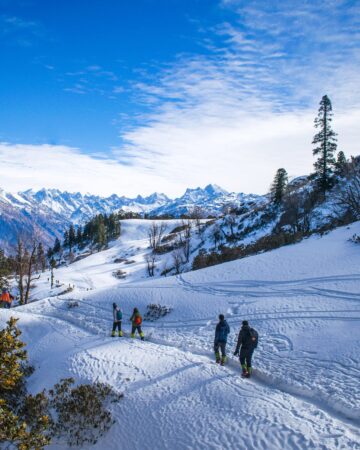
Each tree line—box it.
[48,212,121,259]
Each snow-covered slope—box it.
[1,220,360,449]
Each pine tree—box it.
[0,318,50,448]
[76,227,82,246]
[270,168,288,204]
[68,224,76,252]
[37,242,46,272]
[50,258,56,288]
[15,240,26,304]
[0,249,11,289]
[95,219,107,250]
[63,230,69,249]
[312,95,337,191]
[53,237,61,254]
[335,150,347,177]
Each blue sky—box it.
[1,0,359,196]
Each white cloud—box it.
[120,108,360,195]
[2,106,358,198]
[0,143,173,197]
[113,0,360,195]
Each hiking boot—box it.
[118,331,123,337]
[111,331,116,337]
[220,356,226,366]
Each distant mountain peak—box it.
[204,184,228,195]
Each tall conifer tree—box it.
[312,95,337,191]
[270,168,288,204]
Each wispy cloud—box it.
[63,64,122,98]
[0,14,43,46]
[111,0,360,193]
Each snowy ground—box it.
[1,220,360,449]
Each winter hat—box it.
[133,307,139,313]
[113,303,117,309]
[219,314,225,321]
[242,320,249,326]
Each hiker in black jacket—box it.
[234,320,258,378]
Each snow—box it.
[1,220,360,449]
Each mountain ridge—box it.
[0,184,263,253]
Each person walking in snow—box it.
[1,288,13,309]
[234,320,258,378]
[111,302,123,337]
[214,314,230,365]
[130,307,144,340]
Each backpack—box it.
[249,328,258,348]
[217,321,229,342]
[116,309,123,321]
[135,315,142,326]
[1,292,11,303]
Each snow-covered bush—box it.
[113,269,126,279]
[124,259,135,265]
[67,300,79,309]
[58,286,74,296]
[350,233,360,244]
[144,304,172,321]
[47,378,122,447]
[114,257,127,263]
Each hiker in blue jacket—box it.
[111,302,123,337]
[214,314,230,365]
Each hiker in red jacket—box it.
[1,288,13,309]
[129,307,144,340]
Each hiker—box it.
[1,288,13,309]
[214,314,230,365]
[129,307,144,340]
[234,320,258,378]
[111,303,123,337]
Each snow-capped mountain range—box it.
[0,184,263,252]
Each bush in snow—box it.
[124,259,135,265]
[67,300,79,309]
[114,257,127,263]
[350,234,360,244]
[46,378,122,447]
[144,304,172,321]
[113,269,126,279]
[58,286,74,296]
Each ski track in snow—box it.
[2,221,360,449]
